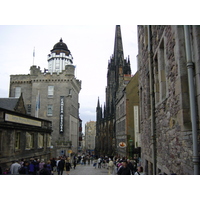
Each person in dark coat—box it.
[29,158,37,175]
[39,164,51,175]
[65,160,71,175]
[51,158,57,172]
[57,157,65,175]
[117,160,131,175]
[127,159,134,175]
[73,159,77,169]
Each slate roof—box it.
[0,98,19,111]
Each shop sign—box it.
[119,142,126,148]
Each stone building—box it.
[85,121,96,155]
[125,72,140,158]
[0,95,52,171]
[138,25,200,175]
[78,118,83,153]
[96,25,131,157]
[115,74,131,157]
[9,39,82,157]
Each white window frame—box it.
[48,86,54,98]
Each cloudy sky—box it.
[0,1,192,132]
[0,25,138,129]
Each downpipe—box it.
[147,25,156,175]
[184,25,199,175]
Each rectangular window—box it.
[38,133,44,148]
[26,132,34,149]
[154,39,168,104]
[47,104,53,116]
[15,132,20,150]
[47,134,51,147]
[48,86,54,98]
[15,87,21,98]
[158,40,167,101]
[27,104,31,114]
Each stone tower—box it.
[9,39,82,157]
[95,25,131,157]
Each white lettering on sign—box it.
[60,96,64,133]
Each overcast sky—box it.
[0,25,138,129]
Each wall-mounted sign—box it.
[5,113,41,127]
[119,142,126,148]
[60,96,64,134]
[68,150,72,154]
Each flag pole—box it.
[33,47,35,66]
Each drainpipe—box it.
[147,25,156,175]
[184,25,199,175]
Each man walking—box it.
[57,157,65,175]
[10,160,21,175]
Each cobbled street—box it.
[60,163,115,175]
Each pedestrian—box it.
[57,157,65,175]
[47,160,52,174]
[23,161,30,175]
[134,166,145,175]
[56,157,61,173]
[10,160,21,175]
[83,157,86,165]
[29,158,37,175]
[65,160,71,175]
[127,159,134,175]
[35,159,40,174]
[98,157,102,168]
[117,160,131,175]
[73,159,77,169]
[39,164,51,175]
[51,158,57,172]
[19,158,24,167]
[39,159,45,171]
[93,158,97,169]
[90,156,94,164]
[108,158,114,175]
[3,168,10,175]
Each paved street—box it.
[58,163,113,175]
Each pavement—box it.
[55,163,115,175]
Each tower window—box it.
[15,87,21,98]
[47,104,53,116]
[48,86,54,98]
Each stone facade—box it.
[85,121,96,155]
[138,25,200,175]
[9,39,81,157]
[0,106,52,172]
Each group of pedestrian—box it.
[114,157,145,175]
[90,156,144,175]
[1,156,75,175]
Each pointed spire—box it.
[113,25,124,65]
[97,97,100,108]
